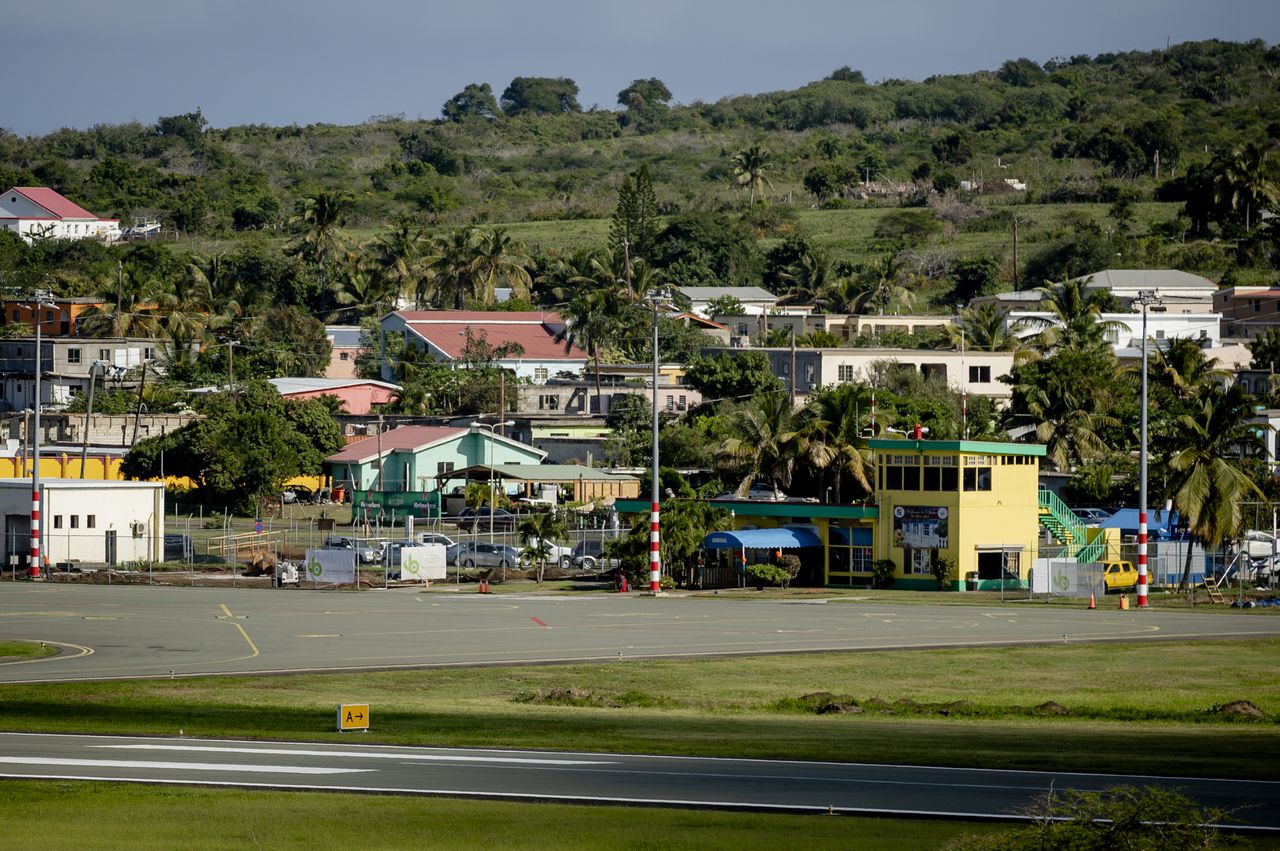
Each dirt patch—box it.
[513,686,619,708]
[1032,701,1070,716]
[1211,700,1267,719]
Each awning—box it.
[703,528,822,550]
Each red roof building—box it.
[0,187,121,243]
[379,310,588,384]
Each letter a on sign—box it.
[336,703,370,732]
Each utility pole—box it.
[789,328,797,408]
[1012,216,1020,290]
[80,361,102,478]
[131,360,149,446]
[115,260,123,338]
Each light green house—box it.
[326,425,547,494]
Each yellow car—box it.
[1102,560,1138,590]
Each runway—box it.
[2,584,1277,683]
[0,732,1276,828]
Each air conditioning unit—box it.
[130,521,147,538]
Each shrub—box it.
[932,555,957,591]
[870,558,897,589]
[747,563,791,588]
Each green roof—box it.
[614,498,878,520]
[867,438,1046,457]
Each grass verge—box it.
[2,640,1276,779]
[0,780,1003,850]
[0,640,57,661]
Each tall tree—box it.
[1215,142,1279,233]
[609,165,660,274]
[801,384,875,502]
[720,390,802,495]
[1163,383,1265,590]
[554,288,624,411]
[441,83,502,121]
[500,77,581,115]
[516,510,570,584]
[730,145,773,204]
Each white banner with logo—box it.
[398,545,447,581]
[303,549,356,584]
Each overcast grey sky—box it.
[5,1,1277,136]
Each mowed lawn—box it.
[0,781,1009,851]
[2,639,1276,780]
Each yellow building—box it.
[870,437,1046,590]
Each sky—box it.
[5,0,1278,137]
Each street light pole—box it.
[648,291,671,594]
[1135,289,1161,609]
[29,290,53,577]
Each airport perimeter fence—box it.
[3,500,625,591]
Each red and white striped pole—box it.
[30,292,47,579]
[1137,510,1149,607]
[649,502,661,593]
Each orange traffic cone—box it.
[1088,592,1097,610]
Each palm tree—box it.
[473,228,533,304]
[730,145,773,204]
[369,220,428,308]
[555,288,624,412]
[424,227,484,310]
[946,303,1025,355]
[517,510,570,585]
[289,190,352,268]
[1017,369,1121,471]
[1216,142,1279,232]
[801,385,875,503]
[1150,337,1228,402]
[776,248,839,308]
[76,267,162,338]
[1164,383,1266,590]
[1027,278,1123,354]
[720,391,803,495]
[853,256,915,316]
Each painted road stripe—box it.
[530,616,549,628]
[0,757,369,775]
[96,744,615,766]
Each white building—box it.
[0,187,121,244]
[678,286,780,319]
[1,480,164,568]
[1072,269,1218,314]
[1007,311,1221,359]
[759,347,1015,404]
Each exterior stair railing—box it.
[1038,489,1104,564]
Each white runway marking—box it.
[97,744,616,766]
[0,757,369,774]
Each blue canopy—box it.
[1099,509,1181,538]
[703,527,822,550]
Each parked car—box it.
[1073,508,1112,524]
[456,507,518,532]
[520,538,574,569]
[323,536,381,564]
[453,541,521,570]
[572,539,617,571]
[710,484,788,502]
[1102,560,1138,591]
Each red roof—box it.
[326,426,466,463]
[8,187,99,220]
[400,311,586,360]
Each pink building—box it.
[268,378,399,416]
[325,326,362,378]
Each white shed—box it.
[0,479,164,568]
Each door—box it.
[105,529,117,566]
[5,514,30,572]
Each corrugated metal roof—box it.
[677,286,778,301]
[269,377,399,395]
[325,326,363,348]
[7,187,98,219]
[326,426,466,463]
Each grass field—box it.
[0,780,1005,850]
[3,639,1276,780]
[0,640,56,661]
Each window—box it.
[963,467,992,491]
[678,395,687,410]
[53,515,63,529]
[436,461,455,475]
[144,347,155,360]
[533,367,549,382]
[968,365,991,383]
[907,549,932,574]
[339,352,349,361]
[68,348,81,365]
[538,394,559,410]
[70,515,80,529]
[86,515,95,529]
[10,310,18,322]
[666,395,674,411]
[803,363,815,385]
[838,364,855,383]
[99,349,110,361]
[1155,329,1165,339]
[1199,329,1208,339]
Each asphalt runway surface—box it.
[2,583,1278,683]
[2,732,1277,828]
